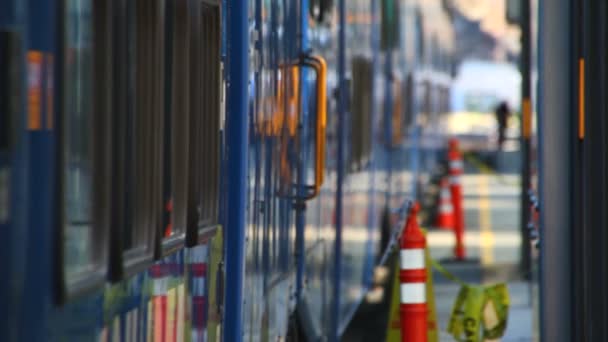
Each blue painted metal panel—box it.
[20,0,57,340]
[0,1,29,340]
[223,0,249,340]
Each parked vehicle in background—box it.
[447,59,521,152]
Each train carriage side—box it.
[297,0,382,339]
[240,0,304,340]
[6,0,227,341]
[291,0,456,340]
[239,0,387,339]
[0,0,459,341]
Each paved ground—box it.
[343,150,537,341]
[430,172,535,342]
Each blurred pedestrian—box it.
[495,101,510,151]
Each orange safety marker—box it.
[400,203,428,342]
[448,138,466,260]
[435,177,455,230]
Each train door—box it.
[0,0,28,340]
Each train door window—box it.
[415,13,424,64]
[391,77,403,146]
[350,56,373,169]
[403,73,413,128]
[191,1,221,242]
[1,32,21,154]
[381,0,401,51]
[59,0,109,298]
[424,81,431,118]
[160,0,221,252]
[161,0,190,254]
[0,31,21,227]
[108,0,163,280]
[431,36,439,69]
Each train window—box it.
[190,1,222,244]
[506,0,522,24]
[350,56,373,170]
[415,13,425,63]
[403,73,414,128]
[0,31,21,153]
[309,0,334,23]
[391,78,403,146]
[58,0,109,299]
[160,0,221,252]
[381,0,401,51]
[431,37,439,68]
[0,31,22,229]
[107,0,164,280]
[0,33,9,151]
[161,0,190,254]
[423,80,432,119]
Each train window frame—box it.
[56,0,110,302]
[380,0,401,51]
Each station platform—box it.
[344,152,536,341]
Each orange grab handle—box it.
[300,55,327,198]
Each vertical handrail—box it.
[299,55,327,198]
[223,0,249,340]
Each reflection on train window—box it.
[63,0,97,280]
[161,0,222,251]
[163,0,188,245]
[110,0,161,273]
[197,3,221,230]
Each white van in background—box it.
[446,59,521,151]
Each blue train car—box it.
[220,0,454,340]
[0,0,454,341]
[3,0,225,341]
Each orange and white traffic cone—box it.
[435,177,454,230]
[448,138,466,260]
[399,203,428,342]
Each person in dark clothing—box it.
[495,101,510,151]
